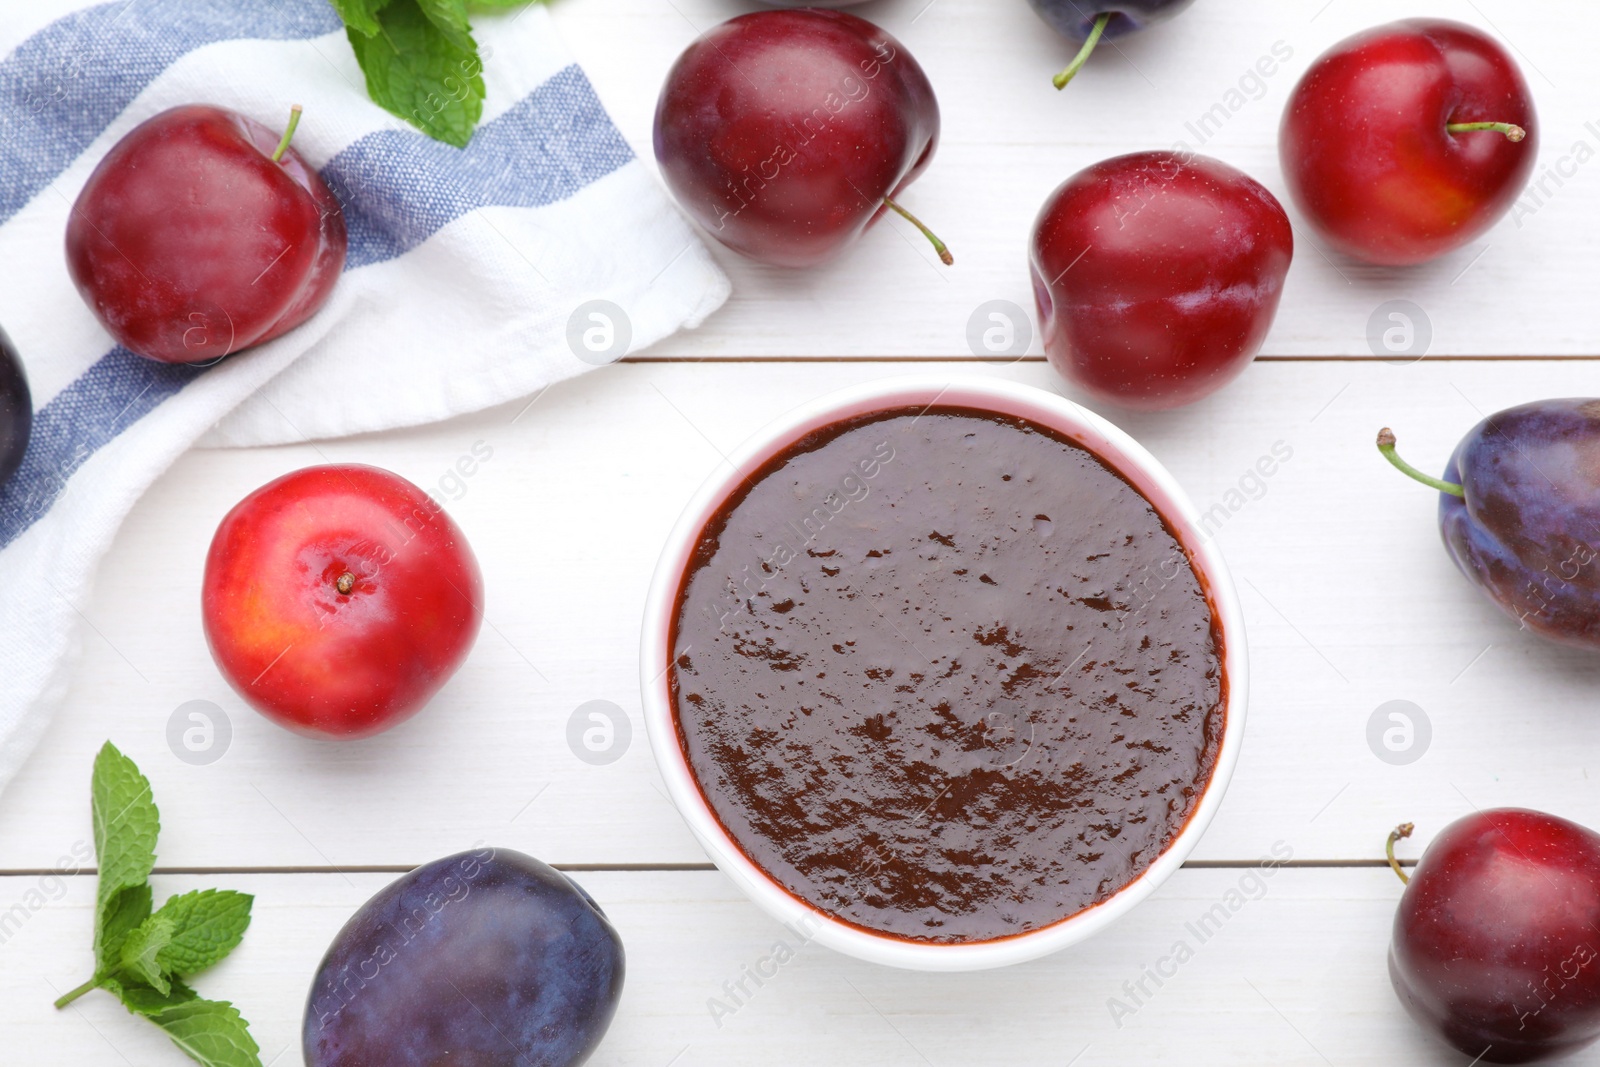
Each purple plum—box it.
[0,325,30,488]
[1027,0,1198,88]
[303,848,624,1067]
[1379,401,1600,650]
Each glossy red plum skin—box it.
[1029,150,1293,410]
[66,105,346,363]
[1280,19,1537,266]
[1392,810,1600,1063]
[653,10,940,268]
[201,464,483,739]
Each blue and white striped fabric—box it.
[0,0,730,792]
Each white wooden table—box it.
[6,0,1600,1063]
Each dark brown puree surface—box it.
[669,406,1226,944]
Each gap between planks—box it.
[0,859,1416,878]
[621,354,1600,364]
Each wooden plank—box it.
[547,0,1600,358]
[3,359,1599,870]
[2,867,1446,1066]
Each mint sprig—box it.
[90,740,158,961]
[331,0,547,148]
[54,742,260,1067]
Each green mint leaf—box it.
[150,999,262,1067]
[118,915,177,995]
[416,0,474,53]
[151,890,254,977]
[91,743,159,967]
[110,976,199,1017]
[59,743,262,1067]
[345,0,485,147]
[328,0,391,36]
[99,883,154,968]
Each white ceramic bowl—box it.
[640,374,1248,972]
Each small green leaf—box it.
[329,0,392,36]
[99,883,153,966]
[152,890,254,977]
[416,0,474,53]
[345,0,485,147]
[150,999,262,1067]
[91,743,159,965]
[112,976,199,1017]
[118,915,177,995]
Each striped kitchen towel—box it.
[0,0,729,794]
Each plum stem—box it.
[271,104,304,164]
[54,978,98,1009]
[884,198,954,266]
[335,572,355,595]
[1053,13,1111,90]
[1387,823,1415,885]
[1377,428,1465,498]
[1447,121,1526,143]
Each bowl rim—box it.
[638,373,1249,972]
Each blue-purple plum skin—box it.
[303,848,624,1067]
[0,325,30,488]
[1027,0,1196,42]
[1439,399,1600,650]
